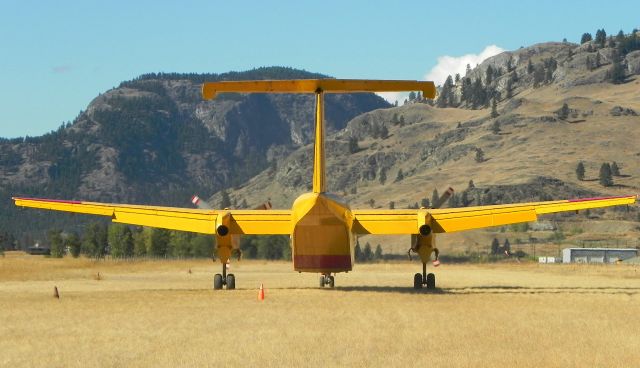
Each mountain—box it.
[0,67,389,244]
[205,37,640,253]
[3,32,640,253]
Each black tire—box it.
[328,275,335,288]
[426,273,435,289]
[226,274,235,290]
[213,274,223,290]
[413,273,423,289]
[319,275,325,288]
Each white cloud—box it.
[424,45,505,86]
[376,91,408,105]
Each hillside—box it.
[2,33,640,254]
[0,67,389,243]
[206,38,640,254]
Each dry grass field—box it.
[1,251,639,367]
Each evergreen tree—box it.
[65,232,81,258]
[363,242,373,261]
[437,76,454,107]
[533,65,545,88]
[611,162,620,176]
[461,191,470,207]
[82,222,108,258]
[595,29,607,47]
[455,73,461,84]
[466,63,472,76]
[491,120,501,134]
[471,77,486,108]
[581,32,593,44]
[147,228,170,257]
[448,193,459,208]
[48,229,64,258]
[379,124,389,139]
[506,56,514,72]
[585,56,594,71]
[220,190,232,209]
[506,77,514,99]
[354,241,363,262]
[167,231,192,257]
[388,201,395,209]
[558,103,570,120]
[485,66,494,85]
[608,51,626,84]
[108,224,133,258]
[475,148,485,163]
[348,136,359,153]
[503,238,511,254]
[431,189,439,208]
[468,180,475,189]
[395,169,404,182]
[527,59,534,74]
[491,238,500,254]
[420,198,430,208]
[576,162,585,181]
[190,235,214,258]
[491,98,499,118]
[408,91,416,101]
[399,115,405,126]
[379,168,387,185]
[374,244,383,260]
[391,113,399,125]
[599,163,613,187]
[461,77,472,104]
[133,228,147,256]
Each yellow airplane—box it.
[13,79,637,290]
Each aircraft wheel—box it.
[426,273,435,289]
[319,275,326,288]
[213,273,223,290]
[413,273,423,289]
[328,275,335,288]
[226,274,235,290]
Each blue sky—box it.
[1,0,638,138]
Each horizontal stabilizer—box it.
[202,79,436,100]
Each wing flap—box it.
[352,210,418,234]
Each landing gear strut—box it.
[319,274,335,288]
[213,262,235,290]
[414,262,435,290]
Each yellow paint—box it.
[202,79,436,100]
[313,91,325,193]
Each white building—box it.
[562,248,638,264]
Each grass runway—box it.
[1,252,639,367]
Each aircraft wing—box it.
[12,197,291,235]
[352,195,637,235]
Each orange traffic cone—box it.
[258,283,265,301]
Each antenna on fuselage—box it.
[201,79,436,194]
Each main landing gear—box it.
[213,262,235,290]
[319,274,335,288]
[414,262,435,290]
